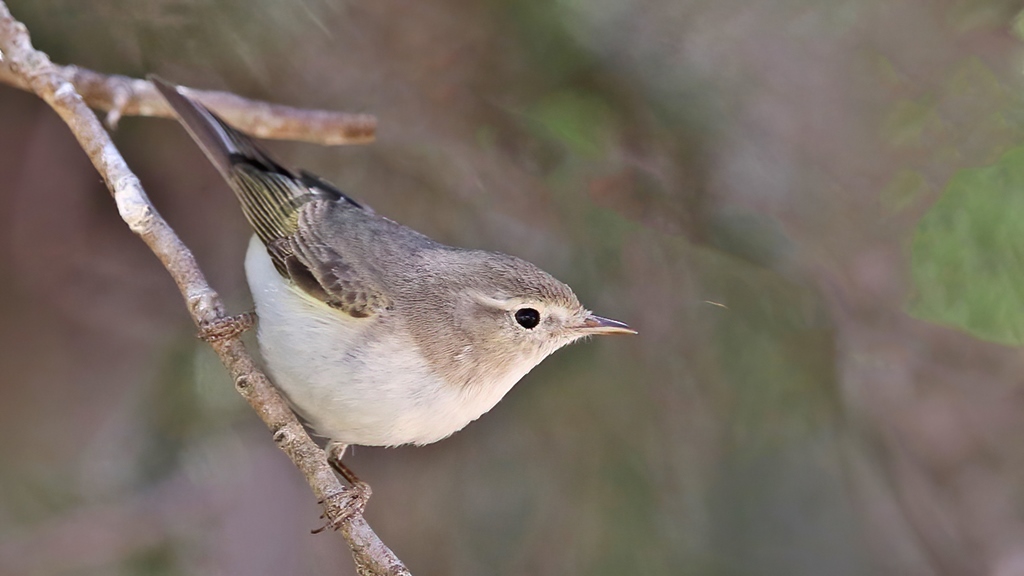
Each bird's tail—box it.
[150,75,288,181]
[150,76,354,247]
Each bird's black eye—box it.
[514,308,541,329]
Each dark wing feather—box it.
[151,75,386,317]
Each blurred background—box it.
[3,0,1024,574]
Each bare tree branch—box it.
[0,3,408,575]
[0,54,376,144]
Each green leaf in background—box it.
[529,90,612,159]
[909,145,1024,345]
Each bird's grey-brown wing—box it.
[151,76,388,318]
[268,202,391,318]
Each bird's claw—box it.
[198,311,256,342]
[311,483,372,534]
[312,442,372,533]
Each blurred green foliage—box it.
[529,91,613,160]
[911,145,1024,345]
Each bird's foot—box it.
[198,311,256,343]
[312,442,372,533]
[312,482,372,534]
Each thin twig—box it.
[0,58,376,144]
[0,3,407,575]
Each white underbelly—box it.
[243,237,509,446]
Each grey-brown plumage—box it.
[153,76,634,449]
[154,76,390,317]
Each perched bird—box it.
[152,77,635,471]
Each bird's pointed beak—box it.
[578,314,637,335]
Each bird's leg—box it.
[327,443,364,485]
[198,311,256,342]
[312,442,372,534]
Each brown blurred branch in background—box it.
[0,50,376,144]
[0,3,408,575]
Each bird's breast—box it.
[243,237,520,446]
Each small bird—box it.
[153,77,635,471]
